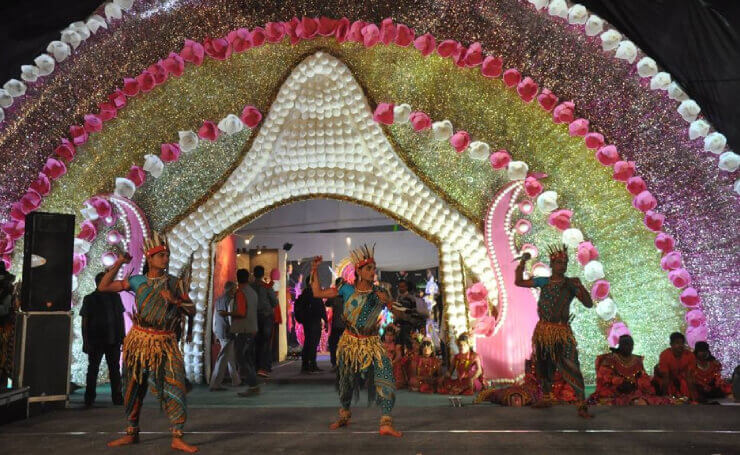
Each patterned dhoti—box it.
[531,321,585,401]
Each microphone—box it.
[512,252,532,263]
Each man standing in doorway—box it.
[233,269,260,397]
[252,266,278,378]
[209,281,240,391]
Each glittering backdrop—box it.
[0,0,736,374]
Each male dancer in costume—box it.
[98,233,199,452]
[514,245,594,418]
[310,245,403,437]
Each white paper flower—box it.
[614,41,637,63]
[0,108,4,123]
[568,4,588,24]
[650,72,671,90]
[537,191,559,213]
[432,120,453,141]
[47,41,71,62]
[0,89,12,108]
[80,203,99,221]
[178,130,199,153]
[600,30,622,51]
[72,275,79,292]
[114,0,135,11]
[69,21,90,40]
[105,2,123,20]
[584,260,605,282]
[677,99,700,122]
[718,151,739,172]
[688,119,710,140]
[143,154,164,178]
[507,161,529,181]
[562,228,584,248]
[86,15,108,34]
[61,29,82,49]
[532,263,551,277]
[3,79,26,97]
[73,238,92,255]
[548,0,568,18]
[34,54,55,76]
[667,82,688,101]
[114,177,136,198]
[703,132,726,154]
[636,57,658,77]
[596,298,617,321]
[218,114,244,135]
[528,0,548,10]
[734,179,740,196]
[467,141,490,161]
[20,65,39,82]
[585,15,604,36]
[393,103,411,123]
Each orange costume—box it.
[438,351,480,396]
[654,348,695,397]
[589,353,668,406]
[690,360,732,402]
[409,355,441,393]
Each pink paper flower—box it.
[228,28,252,53]
[450,131,471,153]
[660,251,682,271]
[317,17,337,37]
[265,21,286,42]
[1,220,25,241]
[98,102,117,121]
[164,52,185,77]
[30,172,51,196]
[198,120,220,141]
[481,56,503,78]
[502,68,522,87]
[613,161,636,181]
[122,77,139,97]
[584,132,604,149]
[203,37,232,60]
[240,105,262,128]
[9,203,24,221]
[89,196,112,219]
[632,190,657,213]
[73,253,87,275]
[413,33,436,56]
[181,39,205,65]
[537,88,558,111]
[524,176,543,197]
[644,210,665,232]
[136,70,155,92]
[147,61,168,84]
[127,165,145,187]
[608,322,631,348]
[0,234,14,255]
[437,39,460,58]
[283,17,301,45]
[474,316,496,337]
[668,268,691,288]
[361,23,380,47]
[84,114,102,133]
[69,125,88,146]
[160,143,181,163]
[577,241,599,266]
[685,309,705,328]
[548,209,573,231]
[626,176,647,196]
[109,89,127,109]
[686,324,707,348]
[654,232,675,254]
[466,282,488,302]
[595,145,620,166]
[552,101,575,123]
[42,157,67,180]
[591,280,610,300]
[464,42,483,67]
[334,17,350,43]
[20,190,42,214]
[568,118,589,136]
[346,20,366,43]
[54,138,76,162]
[490,150,511,170]
[468,299,488,319]
[77,220,98,242]
[680,287,700,308]
[409,111,431,131]
[394,23,414,46]
[297,16,319,40]
[516,77,538,102]
[251,27,266,46]
[379,18,396,45]
[373,103,395,125]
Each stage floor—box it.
[1,357,738,454]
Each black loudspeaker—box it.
[21,212,75,312]
[13,312,72,403]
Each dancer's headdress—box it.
[143,231,169,257]
[547,244,568,262]
[349,243,375,269]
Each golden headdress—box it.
[349,243,375,269]
[547,244,568,262]
[143,231,169,257]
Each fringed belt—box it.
[532,321,576,356]
[337,330,385,374]
[123,324,180,384]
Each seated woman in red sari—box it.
[403,332,423,390]
[382,325,406,389]
[689,341,732,403]
[653,332,695,398]
[409,338,441,393]
[589,335,668,406]
[438,334,482,396]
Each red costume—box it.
[654,348,695,397]
[438,351,480,396]
[383,339,407,389]
[589,353,669,406]
[409,355,441,393]
[690,360,732,402]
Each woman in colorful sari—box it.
[437,333,482,396]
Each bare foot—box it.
[171,437,199,453]
[329,419,350,430]
[107,434,139,447]
[379,425,403,437]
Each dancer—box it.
[98,233,198,453]
[409,338,442,393]
[437,333,482,396]
[310,245,403,437]
[689,341,732,402]
[514,246,594,418]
